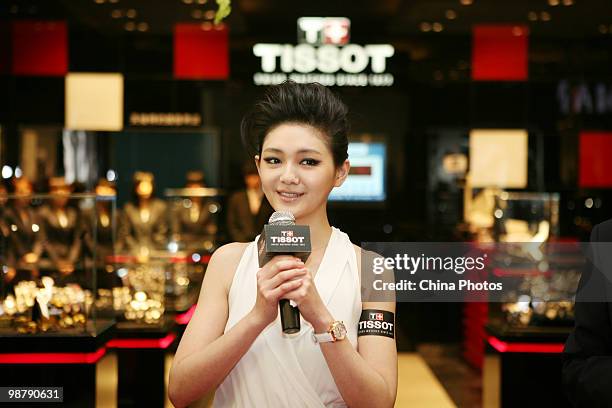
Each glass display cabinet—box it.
[0,192,118,335]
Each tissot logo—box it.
[270,235,305,244]
[253,17,394,87]
[298,17,350,46]
[370,312,384,321]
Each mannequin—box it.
[118,172,168,258]
[171,171,217,253]
[4,177,43,282]
[83,179,120,289]
[38,177,82,281]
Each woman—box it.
[169,81,397,408]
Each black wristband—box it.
[358,309,395,338]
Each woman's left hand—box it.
[282,267,333,332]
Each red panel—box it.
[175,304,196,325]
[472,25,528,81]
[579,131,612,188]
[174,23,229,80]
[0,347,106,364]
[107,333,176,349]
[487,336,564,354]
[12,20,68,76]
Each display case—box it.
[490,192,581,328]
[463,191,576,371]
[493,191,560,243]
[163,187,223,312]
[0,192,117,335]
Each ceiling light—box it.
[191,9,203,18]
[433,22,444,32]
[126,9,137,18]
[420,22,432,32]
[182,0,193,4]
[111,9,122,18]
[562,0,573,5]
[548,0,559,5]
[94,0,105,4]
[460,0,473,5]
[445,10,457,20]
[109,0,119,3]
[137,22,149,32]
[124,21,135,31]
[540,11,551,21]
[204,10,216,19]
[527,11,538,21]
[599,24,608,34]
[196,0,207,3]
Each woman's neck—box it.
[296,209,333,252]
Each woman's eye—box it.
[301,158,320,166]
[263,157,280,164]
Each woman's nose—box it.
[279,164,299,184]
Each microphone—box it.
[257,211,311,334]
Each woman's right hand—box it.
[252,255,307,327]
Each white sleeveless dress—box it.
[212,227,362,408]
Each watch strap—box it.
[312,331,334,343]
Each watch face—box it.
[332,321,346,340]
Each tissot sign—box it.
[253,17,395,87]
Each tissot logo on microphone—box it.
[261,224,311,258]
[270,230,305,244]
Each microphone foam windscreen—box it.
[268,211,295,226]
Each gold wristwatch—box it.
[312,321,347,343]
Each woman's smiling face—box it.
[257,122,348,221]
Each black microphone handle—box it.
[279,298,300,334]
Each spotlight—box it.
[1,166,12,179]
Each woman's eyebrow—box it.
[262,147,284,154]
[297,148,322,155]
[262,147,322,155]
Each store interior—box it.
[1,0,612,407]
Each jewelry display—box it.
[1,278,92,333]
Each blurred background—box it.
[1,0,611,407]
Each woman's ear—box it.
[254,155,261,173]
[334,160,350,187]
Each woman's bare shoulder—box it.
[212,242,250,262]
[207,242,251,290]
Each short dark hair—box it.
[241,81,349,167]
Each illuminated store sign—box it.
[129,113,202,127]
[557,80,612,115]
[253,17,394,87]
